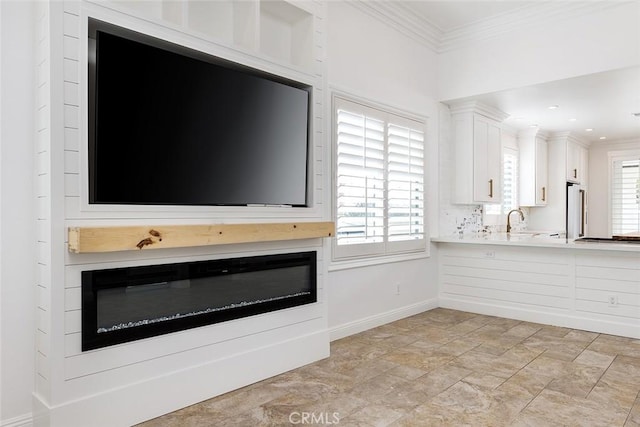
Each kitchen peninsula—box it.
[432,234,640,339]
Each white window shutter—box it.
[333,96,426,259]
[501,151,518,214]
[387,124,424,242]
[336,108,385,248]
[611,157,640,235]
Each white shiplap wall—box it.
[36,1,330,425]
[440,244,571,312]
[575,252,640,320]
[35,0,55,404]
[439,243,640,339]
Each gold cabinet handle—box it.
[489,179,494,198]
[542,186,546,202]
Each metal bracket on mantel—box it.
[67,222,335,254]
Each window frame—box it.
[331,92,427,262]
[608,150,640,236]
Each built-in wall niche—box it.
[107,0,315,71]
[110,1,184,26]
[259,0,314,69]
[186,1,259,51]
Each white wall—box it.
[588,139,640,237]
[0,1,36,424]
[325,2,440,337]
[437,2,640,101]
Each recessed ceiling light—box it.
[548,105,560,110]
[600,136,607,140]
[585,128,593,132]
[569,118,577,122]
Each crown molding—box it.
[518,127,550,141]
[438,1,628,52]
[501,122,520,136]
[592,140,631,149]
[448,100,510,122]
[349,1,630,53]
[548,131,592,148]
[349,1,442,51]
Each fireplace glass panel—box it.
[96,266,311,332]
[82,252,316,350]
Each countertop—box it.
[432,233,640,252]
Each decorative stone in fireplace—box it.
[81,251,317,350]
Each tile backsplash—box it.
[441,205,484,235]
[440,204,529,236]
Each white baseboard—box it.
[439,297,640,339]
[1,414,33,427]
[33,330,329,427]
[328,299,438,341]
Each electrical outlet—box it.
[484,250,495,259]
[608,295,618,307]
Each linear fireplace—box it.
[82,251,317,350]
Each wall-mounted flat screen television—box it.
[88,20,311,207]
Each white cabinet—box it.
[473,114,502,203]
[450,102,509,205]
[536,139,549,204]
[519,128,548,206]
[526,132,590,233]
[566,140,588,184]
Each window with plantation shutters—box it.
[333,95,426,260]
[611,154,640,235]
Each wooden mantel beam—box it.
[68,222,335,254]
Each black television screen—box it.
[89,22,310,207]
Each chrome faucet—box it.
[506,208,525,233]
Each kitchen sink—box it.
[508,231,561,238]
[575,237,640,244]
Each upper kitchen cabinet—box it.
[450,102,509,204]
[526,132,590,232]
[519,128,549,206]
[566,139,589,185]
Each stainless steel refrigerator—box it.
[566,182,586,239]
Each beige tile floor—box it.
[139,308,640,426]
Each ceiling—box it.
[444,67,640,143]
[399,1,640,143]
